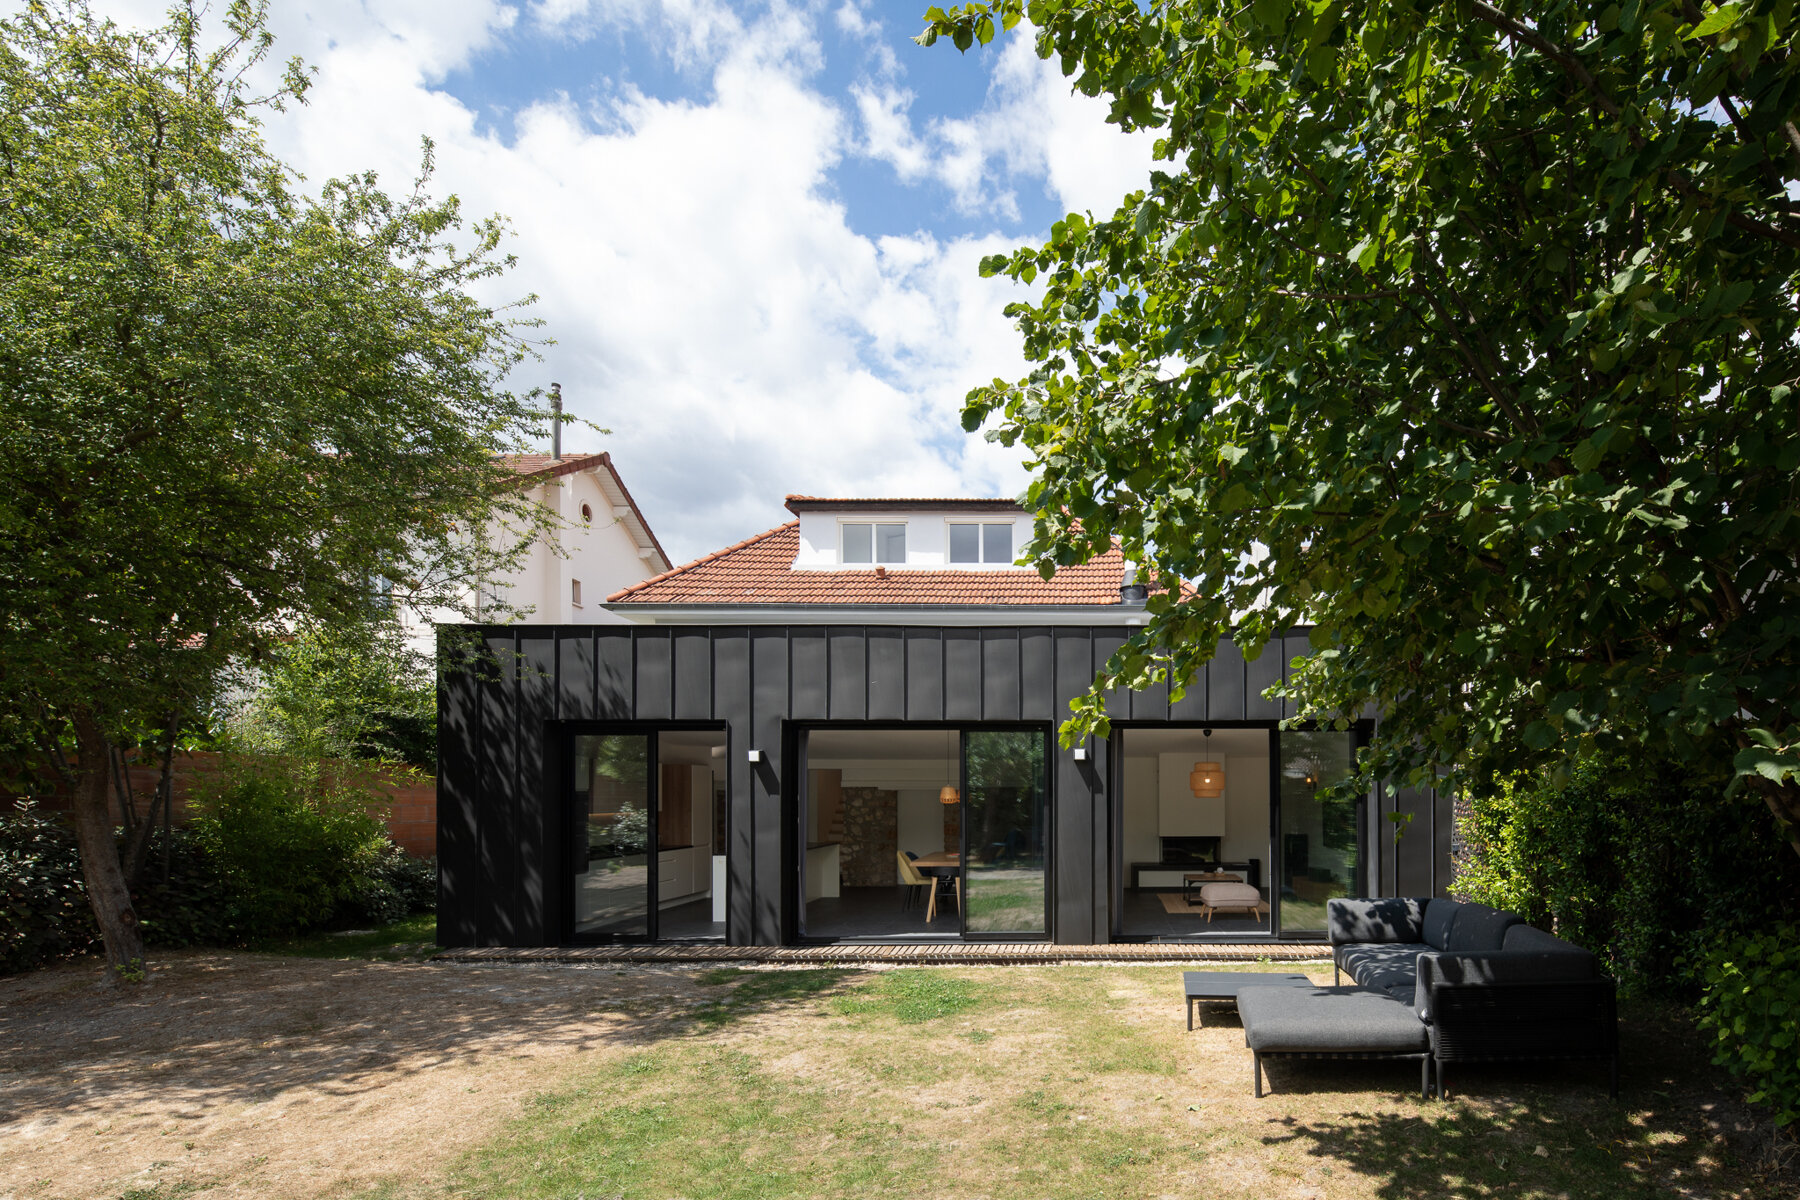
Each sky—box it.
[75,0,1159,565]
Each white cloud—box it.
[63,2,1151,563]
[851,31,1159,221]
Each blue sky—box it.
[83,0,1158,563]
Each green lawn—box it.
[389,964,1774,1200]
[246,912,437,960]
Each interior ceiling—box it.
[1119,727,1272,757]
[658,729,727,766]
[805,728,960,761]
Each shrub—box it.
[0,801,96,973]
[341,843,437,927]
[189,761,390,936]
[1697,923,1800,1127]
[1456,750,1800,997]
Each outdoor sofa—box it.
[1235,896,1618,1098]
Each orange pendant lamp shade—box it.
[1188,761,1224,798]
[939,785,959,804]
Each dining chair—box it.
[896,851,935,916]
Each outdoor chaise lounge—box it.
[1233,896,1618,1098]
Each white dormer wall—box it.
[791,510,1028,570]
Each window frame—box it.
[946,520,1015,565]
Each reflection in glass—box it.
[1278,731,1358,932]
[962,730,1048,934]
[573,734,652,938]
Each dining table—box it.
[910,851,962,920]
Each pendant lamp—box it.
[1189,728,1224,798]
[939,785,959,805]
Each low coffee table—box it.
[1183,970,1314,1029]
[1182,872,1242,904]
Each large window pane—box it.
[963,730,1048,934]
[573,734,652,938]
[949,523,980,563]
[875,523,907,563]
[982,523,1012,564]
[1278,731,1358,933]
[842,523,872,563]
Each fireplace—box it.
[1159,836,1222,865]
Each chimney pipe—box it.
[550,382,562,460]
[1120,562,1148,606]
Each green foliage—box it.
[188,761,392,936]
[1697,923,1800,1126]
[919,1,1800,835]
[0,801,94,972]
[1457,752,1800,994]
[234,620,436,766]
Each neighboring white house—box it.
[402,450,671,645]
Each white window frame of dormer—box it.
[841,520,906,565]
[571,578,583,608]
[947,520,1016,565]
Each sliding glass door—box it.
[571,733,654,940]
[961,729,1049,935]
[1276,730,1359,934]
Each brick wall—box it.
[5,750,437,858]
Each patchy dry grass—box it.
[1,955,1790,1200]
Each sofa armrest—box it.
[1327,897,1427,945]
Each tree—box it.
[919,1,1800,857]
[0,0,552,979]
[231,619,437,767]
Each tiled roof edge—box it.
[605,520,800,602]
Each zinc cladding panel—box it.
[1020,628,1054,720]
[1209,639,1247,718]
[827,628,867,719]
[559,632,597,721]
[596,630,633,720]
[1169,654,1208,722]
[868,628,905,720]
[944,628,981,720]
[1052,629,1095,943]
[635,631,673,720]
[905,628,945,720]
[789,628,828,719]
[476,633,519,945]
[981,630,1022,719]
[750,629,790,944]
[1245,639,1282,720]
[673,629,713,719]
[1433,785,1456,898]
[436,635,481,946]
[1281,634,1312,721]
[515,632,557,945]
[712,630,754,943]
[1392,784,1437,897]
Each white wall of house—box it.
[792,510,1028,570]
[401,463,667,648]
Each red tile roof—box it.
[607,522,1142,607]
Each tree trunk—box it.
[70,708,145,981]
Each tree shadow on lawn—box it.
[0,953,871,1129]
[1256,1001,1795,1199]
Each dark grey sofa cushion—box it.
[1502,923,1589,955]
[1338,942,1429,992]
[1328,897,1427,945]
[1422,897,1463,949]
[1412,949,1599,1021]
[1238,985,1428,1053]
[1446,903,1523,952]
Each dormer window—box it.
[842,522,905,564]
[949,522,1013,564]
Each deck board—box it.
[431,942,1331,966]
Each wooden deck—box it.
[432,942,1332,966]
